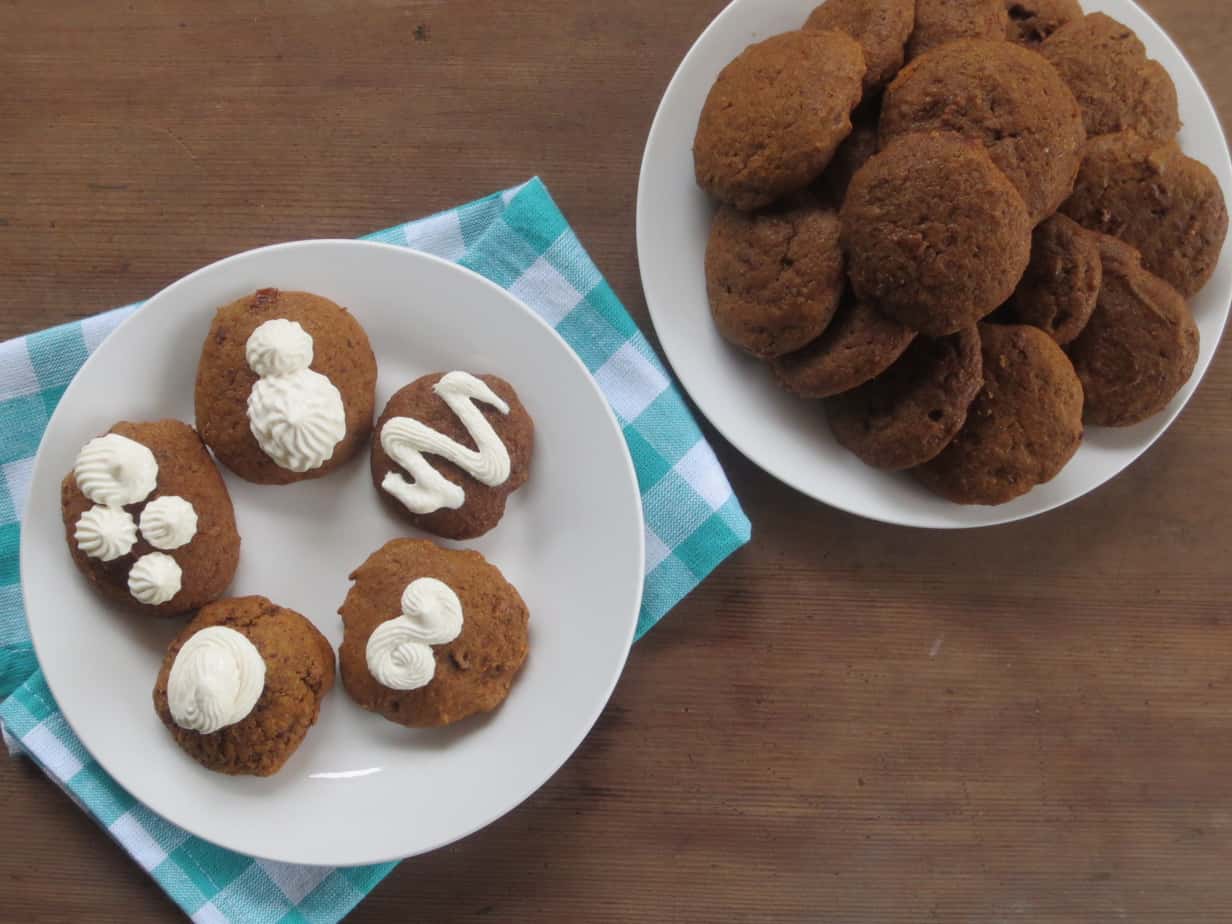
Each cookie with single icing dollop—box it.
[60,419,240,617]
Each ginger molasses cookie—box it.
[771,297,916,399]
[693,29,866,210]
[906,0,1008,61]
[881,39,1085,223]
[816,107,880,206]
[153,596,334,776]
[1006,213,1102,344]
[1003,0,1082,47]
[1041,13,1180,141]
[805,0,915,93]
[705,198,845,358]
[338,539,529,728]
[371,372,533,540]
[916,324,1083,505]
[840,133,1031,336]
[1066,235,1199,427]
[826,326,983,470]
[195,288,377,485]
[61,419,239,617]
[1061,132,1228,297]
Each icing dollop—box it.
[139,495,198,550]
[74,505,137,561]
[366,577,465,690]
[74,433,158,508]
[245,318,314,377]
[380,371,512,515]
[128,551,182,606]
[245,319,347,472]
[167,625,266,734]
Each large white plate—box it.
[22,240,645,866]
[637,0,1232,528]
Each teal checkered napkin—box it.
[0,178,750,923]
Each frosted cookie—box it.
[195,288,377,484]
[338,539,529,728]
[60,420,240,617]
[153,596,335,776]
[371,372,534,540]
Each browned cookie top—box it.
[771,298,916,399]
[805,0,915,93]
[371,373,533,540]
[153,596,335,777]
[1066,235,1199,427]
[705,198,845,358]
[61,419,240,617]
[916,324,1083,505]
[693,29,866,210]
[840,132,1032,336]
[1003,0,1083,46]
[338,539,529,728]
[195,288,378,485]
[906,0,1008,61]
[1041,13,1180,140]
[826,326,983,470]
[1007,213,1102,344]
[1061,132,1228,297]
[881,39,1086,223]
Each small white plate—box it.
[22,240,645,866]
[637,0,1232,528]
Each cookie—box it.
[1004,0,1082,46]
[371,372,533,540]
[693,29,866,210]
[1066,235,1199,427]
[153,596,335,776]
[195,288,378,485]
[338,539,529,728]
[771,298,916,398]
[805,0,915,93]
[916,324,1083,504]
[1006,213,1102,344]
[880,39,1086,222]
[816,107,880,205]
[1040,13,1180,141]
[1061,133,1228,297]
[906,0,1008,61]
[705,199,845,358]
[61,420,240,617]
[840,132,1032,336]
[826,326,983,469]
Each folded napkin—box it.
[0,179,750,923]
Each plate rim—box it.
[21,237,646,865]
[636,0,1232,530]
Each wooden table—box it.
[3,2,1230,920]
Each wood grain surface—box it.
[3,1,1231,921]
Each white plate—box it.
[22,240,645,866]
[637,0,1232,528]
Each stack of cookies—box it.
[695,0,1228,506]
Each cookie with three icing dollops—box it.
[195,288,378,485]
[338,538,529,728]
[60,420,240,617]
[371,371,534,540]
[153,595,335,776]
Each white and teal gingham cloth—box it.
[0,178,750,923]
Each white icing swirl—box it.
[74,434,158,508]
[139,495,198,550]
[366,577,465,690]
[74,505,137,561]
[380,372,512,515]
[128,552,182,605]
[245,318,314,377]
[247,371,346,472]
[167,625,266,734]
